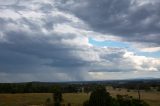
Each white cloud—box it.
[141,47,160,52]
[0,9,21,20]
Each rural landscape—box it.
[0,0,160,106]
[0,79,160,106]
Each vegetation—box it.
[0,79,160,106]
[53,86,63,106]
[116,95,149,106]
[83,85,149,106]
[85,85,112,106]
[0,79,159,94]
[0,90,160,106]
[157,86,160,91]
[0,82,79,93]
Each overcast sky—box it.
[0,0,160,82]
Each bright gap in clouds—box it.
[89,38,160,58]
[135,50,160,58]
[89,38,130,48]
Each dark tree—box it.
[53,86,62,106]
[87,85,112,106]
[116,95,149,106]
[83,85,149,106]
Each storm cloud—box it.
[0,0,160,82]
[56,0,160,47]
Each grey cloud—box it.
[0,0,160,82]
[56,0,160,46]
[0,31,89,70]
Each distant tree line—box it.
[0,80,160,93]
[0,82,79,93]
[111,81,160,91]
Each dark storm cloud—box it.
[56,0,160,46]
[0,30,90,73]
[0,0,94,81]
[0,0,160,82]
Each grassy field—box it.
[107,87,160,106]
[0,93,53,106]
[0,88,160,106]
[0,93,89,106]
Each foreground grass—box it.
[0,93,52,106]
[0,93,89,106]
[0,89,160,106]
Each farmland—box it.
[0,88,160,106]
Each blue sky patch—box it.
[89,38,160,58]
[89,38,130,48]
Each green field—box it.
[0,88,160,106]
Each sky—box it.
[0,0,160,82]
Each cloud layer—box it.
[0,0,160,82]
[56,0,160,48]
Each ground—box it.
[0,87,160,106]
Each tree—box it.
[86,85,112,106]
[116,95,149,106]
[53,86,62,106]
[83,85,149,106]
[83,100,89,106]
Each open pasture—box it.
[0,88,160,106]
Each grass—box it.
[0,93,52,106]
[107,86,160,106]
[62,93,89,106]
[0,93,89,106]
[0,88,160,106]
